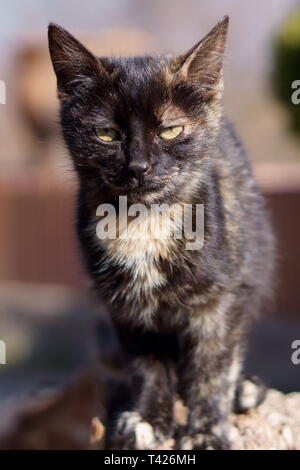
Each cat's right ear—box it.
[48,24,108,99]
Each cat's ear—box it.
[48,24,108,99]
[172,16,229,98]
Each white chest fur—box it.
[99,210,177,289]
[92,206,184,327]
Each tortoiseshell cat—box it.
[48,17,275,450]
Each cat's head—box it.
[48,17,228,204]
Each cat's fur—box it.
[48,17,275,450]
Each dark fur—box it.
[48,17,275,449]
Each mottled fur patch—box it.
[49,15,275,451]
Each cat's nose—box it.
[128,161,150,185]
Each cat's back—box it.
[216,117,276,301]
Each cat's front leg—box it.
[178,325,243,450]
[112,355,177,450]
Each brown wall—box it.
[0,171,84,288]
[266,191,300,315]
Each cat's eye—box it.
[95,127,120,142]
[158,126,183,140]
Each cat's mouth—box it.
[102,175,165,195]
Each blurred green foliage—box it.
[273,10,300,134]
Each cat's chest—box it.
[89,210,200,329]
[98,212,177,291]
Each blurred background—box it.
[0,0,300,401]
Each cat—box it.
[48,16,275,450]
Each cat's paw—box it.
[180,433,230,450]
[113,411,167,450]
[234,375,266,413]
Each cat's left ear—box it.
[48,24,108,99]
[171,16,229,98]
